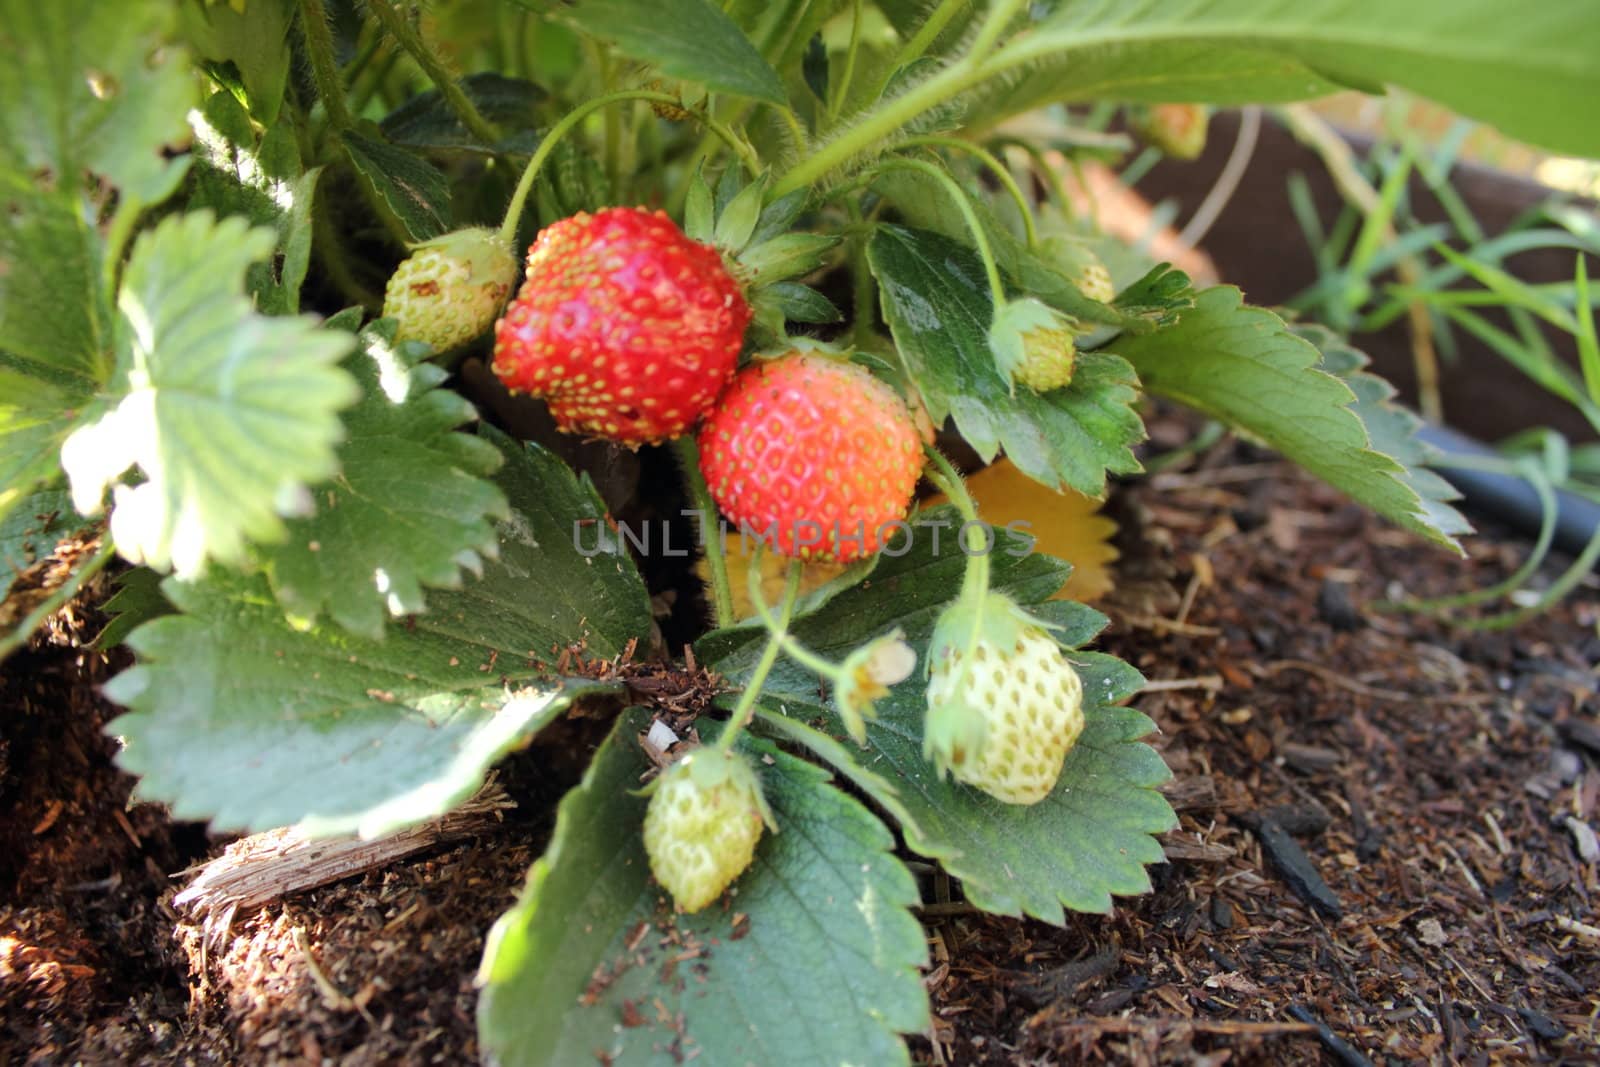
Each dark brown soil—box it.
[3,429,1597,1065]
[918,423,1600,1065]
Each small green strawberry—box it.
[989,297,1079,394]
[1041,237,1116,305]
[1131,103,1210,160]
[382,227,517,353]
[697,350,925,562]
[492,207,750,446]
[643,747,775,913]
[924,592,1086,805]
[1013,326,1077,393]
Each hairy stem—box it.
[497,89,759,246]
[367,0,500,146]
[826,0,866,122]
[882,0,969,83]
[878,157,1007,307]
[847,199,877,347]
[966,0,1026,63]
[769,57,987,199]
[747,555,845,682]
[925,447,990,604]
[297,0,354,130]
[902,134,1039,247]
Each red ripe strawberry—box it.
[492,207,750,446]
[697,351,924,562]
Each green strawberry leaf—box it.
[565,0,787,106]
[93,565,173,651]
[0,190,107,528]
[181,0,294,125]
[0,0,194,204]
[1294,322,1472,543]
[737,232,841,287]
[257,321,510,639]
[986,1,1600,157]
[1117,287,1467,551]
[869,225,1146,498]
[699,510,1176,922]
[0,485,76,602]
[59,211,360,578]
[478,707,929,1066]
[342,129,452,242]
[381,73,547,154]
[872,169,1125,328]
[756,282,842,325]
[189,90,320,315]
[103,433,654,836]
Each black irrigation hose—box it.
[1418,422,1600,563]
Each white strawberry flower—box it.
[835,629,917,744]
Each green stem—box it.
[878,157,1007,307]
[367,0,500,146]
[719,560,802,752]
[587,40,623,194]
[966,0,1026,62]
[776,102,809,155]
[0,535,115,661]
[890,0,968,70]
[847,199,876,347]
[770,57,987,199]
[674,437,735,629]
[925,447,990,603]
[498,90,758,246]
[1383,456,1555,614]
[826,0,866,122]
[1471,521,1600,632]
[747,553,846,682]
[349,40,401,117]
[297,0,354,130]
[100,195,145,330]
[343,22,385,91]
[902,135,1038,247]
[992,136,1074,220]
[923,447,997,712]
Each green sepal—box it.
[736,231,840,286]
[714,174,768,253]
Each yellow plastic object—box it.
[699,458,1118,618]
[928,459,1118,603]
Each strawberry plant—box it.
[2,0,1596,1062]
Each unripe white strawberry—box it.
[923,593,1086,805]
[382,227,516,353]
[643,747,774,913]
